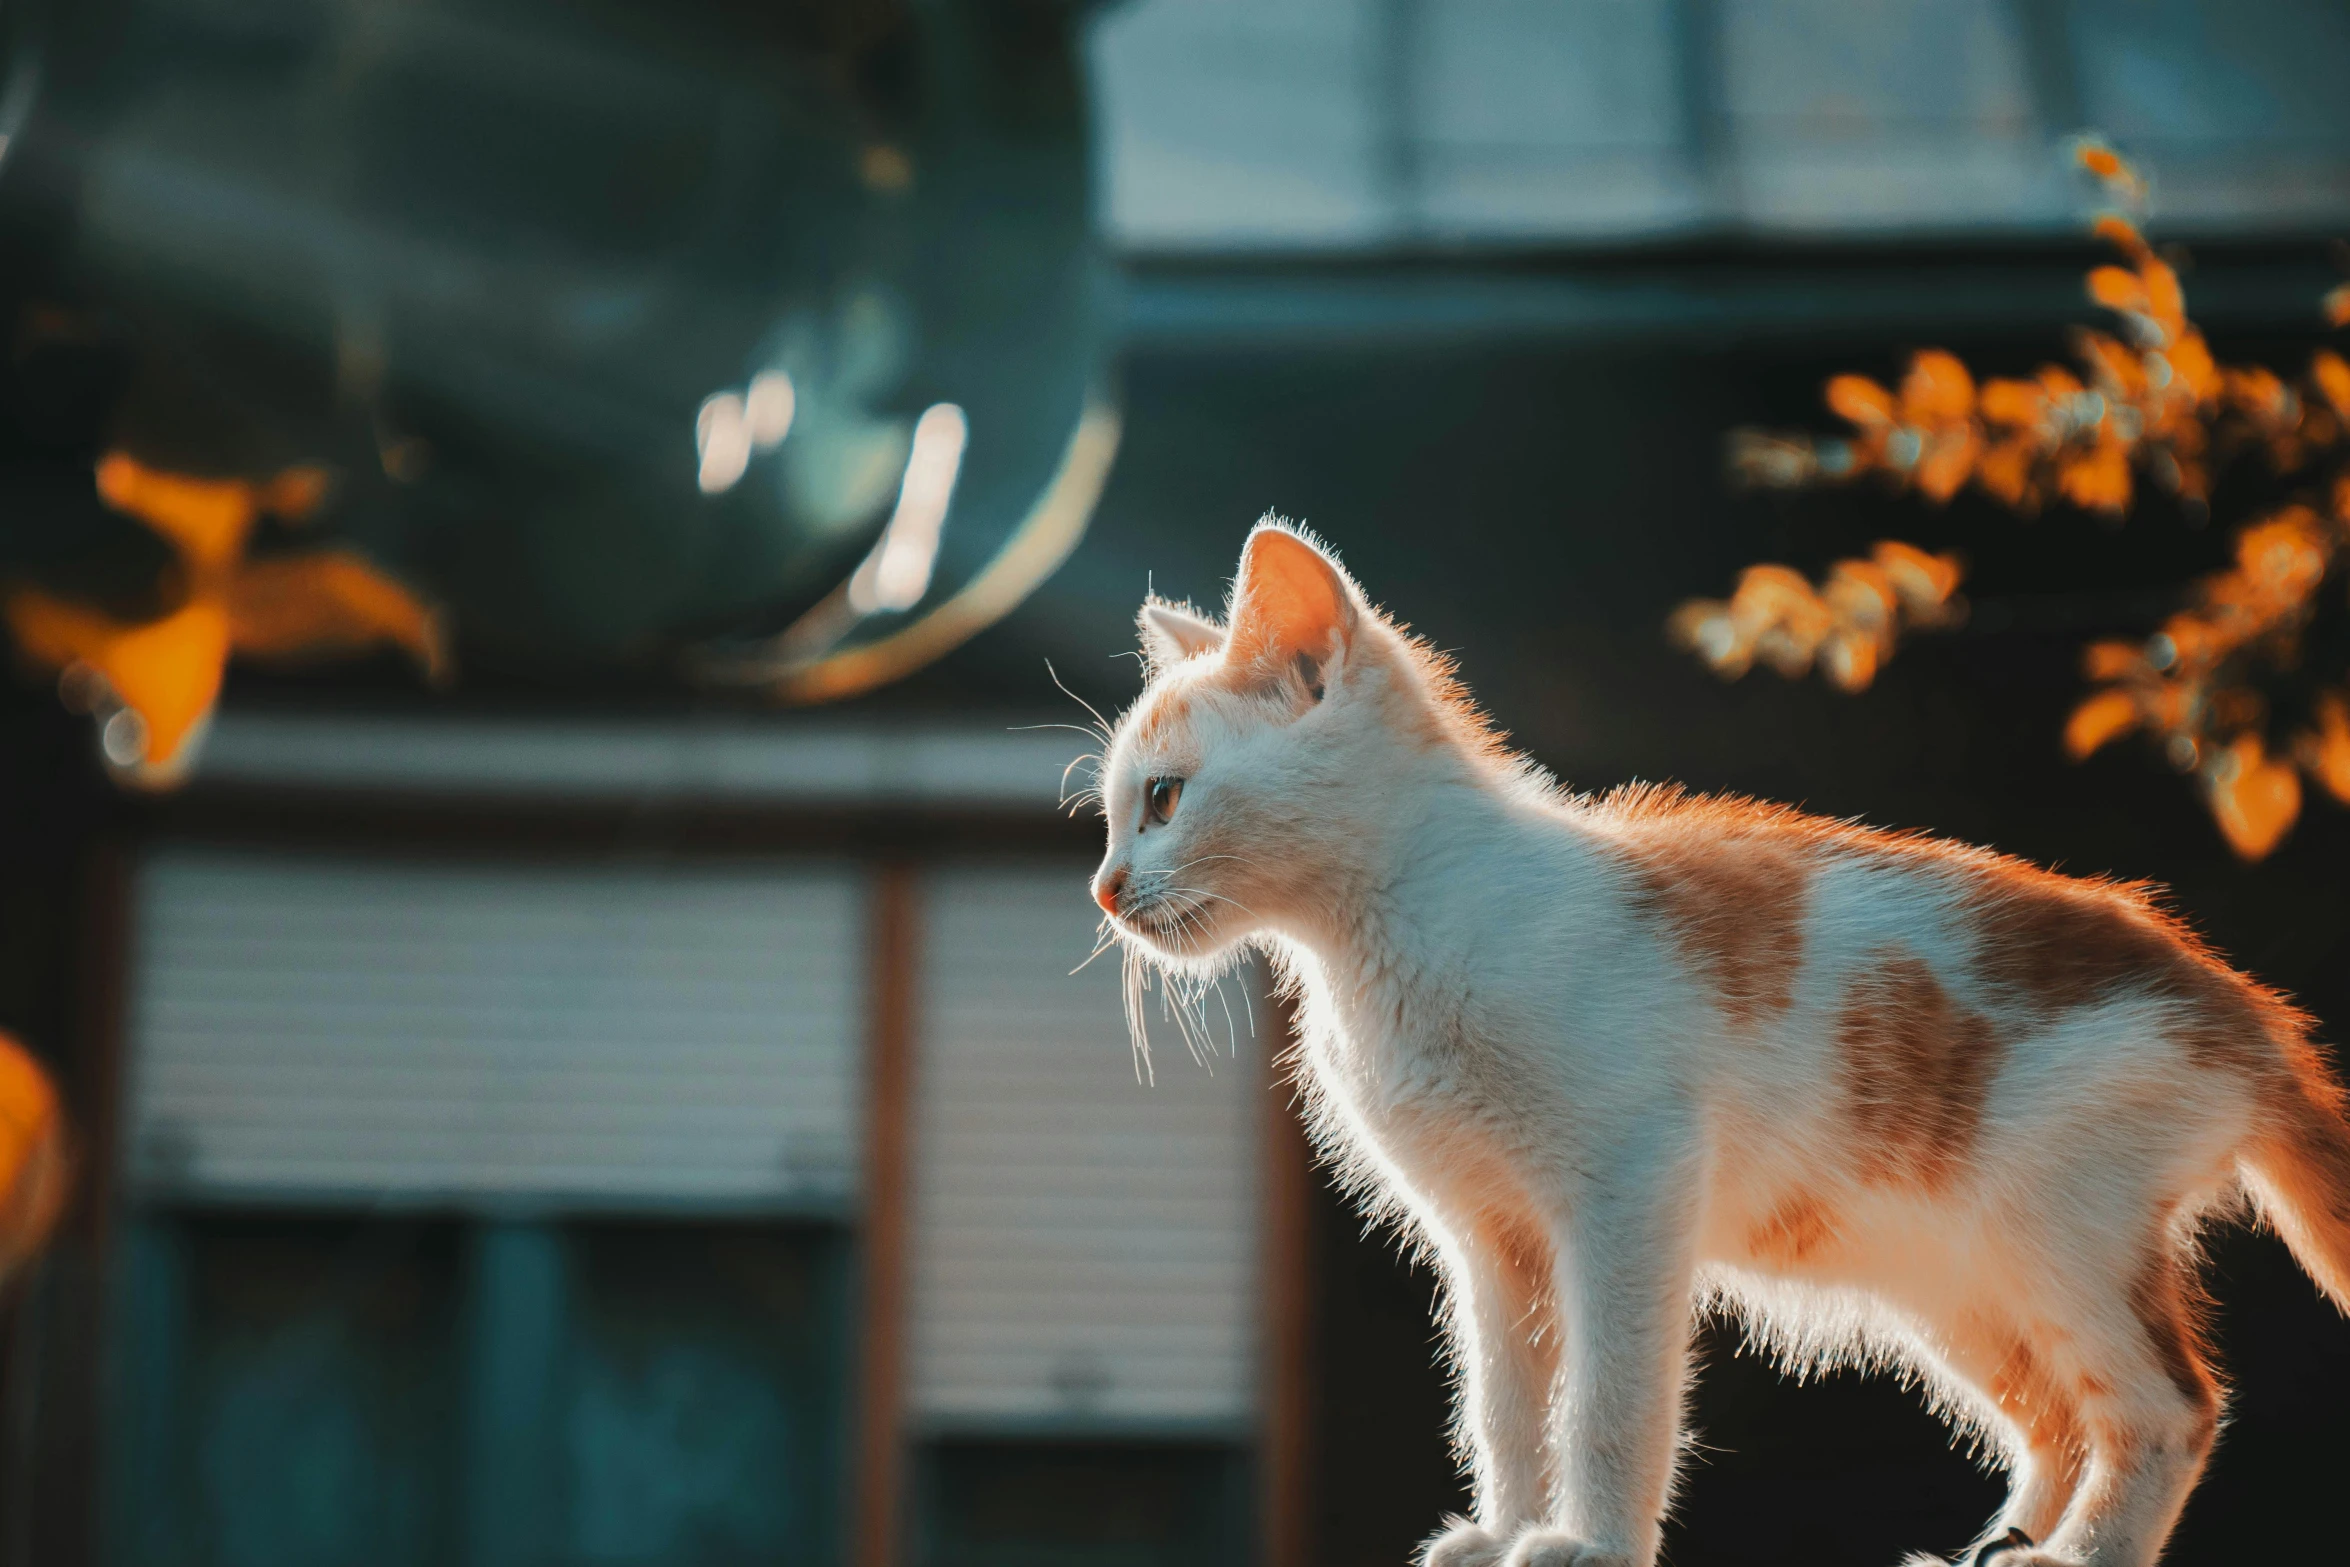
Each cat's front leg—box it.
[1509,1149,1702,1567]
[1419,1214,1560,1567]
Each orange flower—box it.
[1826,375,1896,428]
[1686,144,2350,864]
[0,1033,66,1284]
[230,553,449,678]
[1914,428,1979,502]
[1824,559,1899,649]
[94,454,275,570]
[1734,565,1836,677]
[2167,332,2219,401]
[2087,266,2146,314]
[2225,366,2295,426]
[2081,640,2146,682]
[1978,378,2046,429]
[2311,350,2350,420]
[1900,350,1975,425]
[2156,611,2222,669]
[2064,689,2141,759]
[6,594,231,771]
[2037,365,2086,404]
[2092,213,2149,259]
[3,453,447,785]
[1819,630,1879,692]
[2074,139,2146,204]
[1669,543,1968,695]
[1666,598,1746,676]
[2058,441,2131,513]
[1973,436,2037,506]
[2232,508,2329,605]
[2302,693,2350,805]
[2206,734,2301,860]
[2141,260,2187,342]
[1872,541,1964,617]
[2076,331,2145,398]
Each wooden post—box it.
[1259,981,1315,1567]
[29,840,131,1567]
[854,864,919,1567]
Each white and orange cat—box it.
[1087,521,2350,1567]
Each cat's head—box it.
[1088,519,1501,970]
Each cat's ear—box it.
[1138,599,1224,665]
[1226,522,1358,693]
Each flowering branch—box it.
[1676,141,2350,860]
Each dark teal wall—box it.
[109,1214,851,1567]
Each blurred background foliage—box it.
[0,0,1108,779]
[1682,143,2350,860]
[1,4,2349,1567]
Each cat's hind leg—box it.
[1927,1315,2089,1554]
[2010,1249,2219,1567]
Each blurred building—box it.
[32,712,1287,1567]
[1094,0,2350,248]
[2,4,2350,1567]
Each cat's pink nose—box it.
[1094,868,1127,915]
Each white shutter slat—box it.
[909,867,1260,1429]
[126,848,863,1210]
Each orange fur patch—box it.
[2274,1101,2350,1236]
[1126,684,1215,784]
[1464,1203,1564,1397]
[1747,1193,1838,1266]
[1615,826,1809,1028]
[2245,1082,2350,1311]
[1587,783,2311,1085]
[1836,949,2002,1190]
[1474,1206,1557,1312]
[2125,1245,2220,1422]
[1968,878,2286,1073]
[1986,1331,2089,1476]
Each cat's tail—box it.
[2240,1036,2350,1314]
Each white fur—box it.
[1087,521,2338,1567]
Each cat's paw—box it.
[1500,1530,1633,1567]
[1420,1518,1507,1567]
[1896,1531,2069,1567]
[1964,1526,2067,1567]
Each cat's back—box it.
[1569,781,2295,1052]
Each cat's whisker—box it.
[1165,886,1260,919]
[1169,968,1214,1070]
[1120,945,1156,1087]
[1210,973,1241,1060]
[1057,749,1104,797]
[1069,927,1121,976]
[1043,658,1116,746]
[1169,852,1263,873]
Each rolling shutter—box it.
[909,866,1260,1429]
[125,847,864,1210]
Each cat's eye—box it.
[1144,776,1184,827]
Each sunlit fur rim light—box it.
[1076,515,2350,1567]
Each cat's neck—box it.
[1271,741,1589,984]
